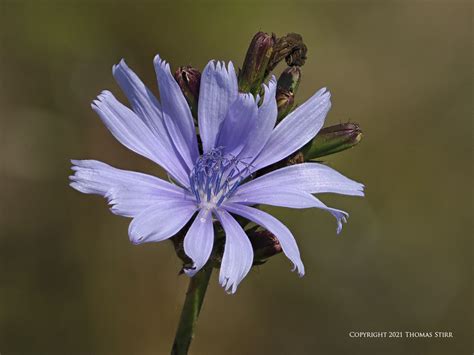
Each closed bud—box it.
[303,123,363,160]
[249,230,282,265]
[238,31,275,94]
[174,66,201,119]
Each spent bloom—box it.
[70,55,364,293]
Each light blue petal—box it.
[230,162,361,233]
[128,199,197,244]
[238,77,278,161]
[198,61,238,153]
[112,59,163,134]
[216,93,258,156]
[223,203,305,276]
[215,209,253,294]
[226,189,349,234]
[311,197,349,234]
[228,189,320,208]
[107,187,193,218]
[69,159,191,217]
[154,55,199,170]
[91,91,190,187]
[237,162,364,197]
[183,209,214,277]
[252,88,331,172]
[112,60,192,186]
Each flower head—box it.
[70,55,364,293]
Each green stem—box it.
[171,265,213,355]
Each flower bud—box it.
[174,66,201,119]
[250,230,282,265]
[238,31,275,94]
[303,123,363,160]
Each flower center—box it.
[189,148,251,209]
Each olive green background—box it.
[0,1,471,354]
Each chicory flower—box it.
[70,55,364,293]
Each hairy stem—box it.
[171,265,213,355]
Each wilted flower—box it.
[70,55,364,293]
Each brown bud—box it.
[174,66,201,119]
[249,230,282,265]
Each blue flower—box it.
[70,56,364,293]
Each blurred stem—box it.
[171,265,213,355]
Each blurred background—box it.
[0,1,471,354]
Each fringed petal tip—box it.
[260,75,277,99]
[347,181,365,197]
[316,87,330,98]
[153,55,177,82]
[90,90,113,110]
[218,266,244,295]
[315,88,332,110]
[219,276,239,295]
[239,91,260,108]
[103,188,123,216]
[291,262,306,278]
[336,213,349,235]
[264,75,277,90]
[68,161,101,195]
[70,159,94,172]
[112,58,128,73]
[204,59,236,78]
[153,54,169,71]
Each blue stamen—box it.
[188,148,251,208]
